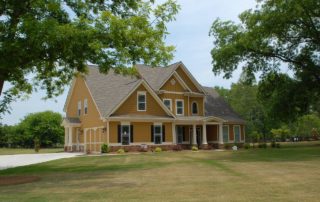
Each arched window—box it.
[192,102,198,115]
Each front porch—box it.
[173,123,224,149]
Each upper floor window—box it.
[137,91,146,111]
[77,101,81,116]
[84,99,88,114]
[163,99,172,110]
[176,100,184,115]
[192,102,198,115]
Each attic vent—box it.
[170,79,176,85]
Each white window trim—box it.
[233,125,241,143]
[153,123,163,144]
[137,91,147,111]
[84,98,88,115]
[191,101,198,115]
[223,125,229,143]
[77,100,81,116]
[163,99,172,110]
[175,99,184,116]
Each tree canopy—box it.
[0,0,180,115]
[209,0,320,121]
[0,111,64,148]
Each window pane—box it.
[138,103,145,110]
[154,126,161,134]
[138,94,145,102]
[155,135,161,144]
[177,101,182,107]
[177,108,183,114]
[164,100,171,109]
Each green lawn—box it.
[0,143,320,202]
[0,148,64,155]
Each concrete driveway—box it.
[0,153,81,170]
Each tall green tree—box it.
[215,82,274,141]
[0,0,180,114]
[18,111,64,147]
[209,0,320,121]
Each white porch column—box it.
[172,123,177,144]
[219,123,224,145]
[64,128,68,147]
[202,123,208,145]
[192,124,197,145]
[68,127,73,146]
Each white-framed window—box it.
[153,124,162,144]
[176,99,184,115]
[233,125,241,143]
[77,100,81,116]
[163,99,172,110]
[191,101,198,115]
[137,91,146,111]
[223,125,229,143]
[121,124,130,145]
[84,99,88,114]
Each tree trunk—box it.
[0,80,4,96]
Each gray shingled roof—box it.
[135,62,180,90]
[80,64,244,123]
[85,65,141,117]
[203,86,245,123]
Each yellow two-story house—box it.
[62,62,245,153]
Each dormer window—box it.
[77,101,81,116]
[192,102,198,115]
[137,91,146,111]
[84,99,88,114]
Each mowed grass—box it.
[1,143,320,202]
[0,148,64,155]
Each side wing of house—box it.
[63,76,106,152]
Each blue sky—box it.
[2,0,257,125]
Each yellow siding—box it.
[160,75,186,92]
[163,122,173,142]
[176,66,201,93]
[109,121,120,143]
[132,122,152,142]
[113,84,168,116]
[66,76,104,128]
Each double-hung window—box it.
[77,101,81,116]
[84,99,88,114]
[176,100,184,115]
[154,124,162,144]
[137,91,146,111]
